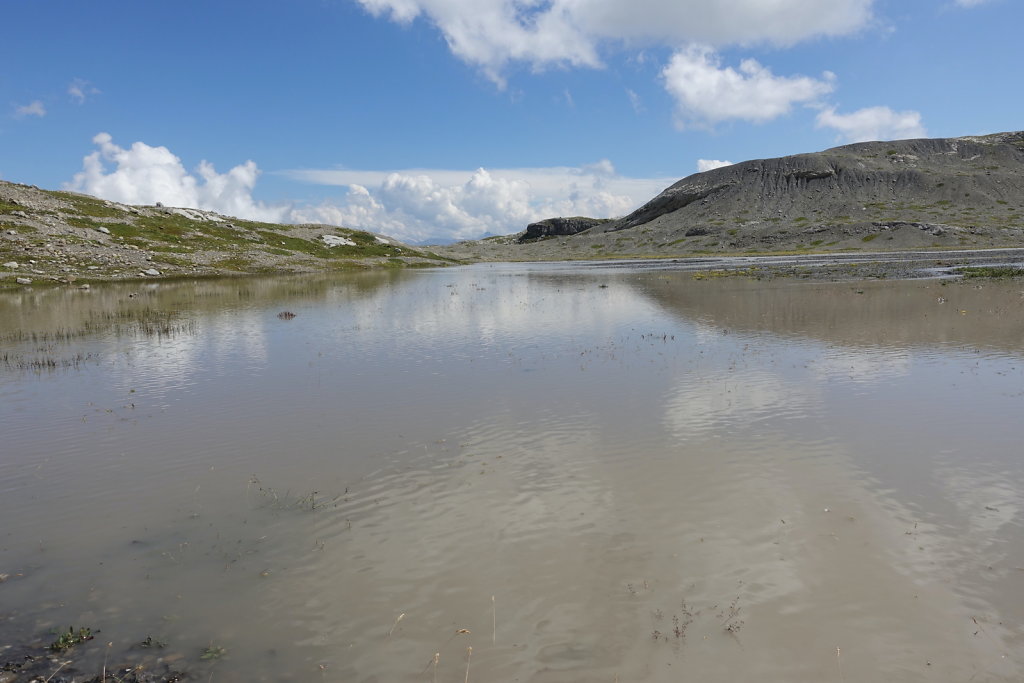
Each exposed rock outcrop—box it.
[519,216,611,242]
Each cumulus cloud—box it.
[287,163,664,242]
[815,106,926,143]
[697,159,733,172]
[68,78,100,104]
[14,100,46,118]
[354,0,873,82]
[67,134,673,243]
[358,0,599,85]
[662,45,834,127]
[67,133,289,222]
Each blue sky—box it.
[1,0,1020,243]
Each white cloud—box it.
[662,45,834,127]
[67,133,675,244]
[815,106,926,143]
[357,0,599,86]
[954,0,989,6]
[14,100,46,118]
[68,78,100,104]
[697,159,733,172]
[354,0,874,83]
[67,133,288,222]
[288,163,666,242]
[626,88,643,114]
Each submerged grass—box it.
[49,626,94,652]
[958,265,1024,278]
[247,475,342,511]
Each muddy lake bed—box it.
[3,261,1024,681]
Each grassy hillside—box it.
[1,182,459,286]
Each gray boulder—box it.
[520,216,611,242]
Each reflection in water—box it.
[2,267,1024,681]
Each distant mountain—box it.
[439,131,1024,261]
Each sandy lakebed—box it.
[3,258,1024,682]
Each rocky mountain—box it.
[0,181,455,286]
[441,131,1024,261]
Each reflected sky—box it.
[2,267,1024,681]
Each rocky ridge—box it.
[0,181,456,287]
[439,131,1024,261]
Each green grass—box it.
[50,626,94,652]
[0,221,36,234]
[958,266,1024,279]
[211,256,258,271]
[49,190,124,217]
[862,233,879,242]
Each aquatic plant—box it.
[959,265,1023,278]
[200,644,227,660]
[49,625,94,651]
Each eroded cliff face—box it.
[601,132,1024,238]
[428,132,1024,262]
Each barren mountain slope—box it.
[440,131,1024,261]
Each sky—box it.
[1,0,1020,244]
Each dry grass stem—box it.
[388,612,405,637]
[44,660,71,683]
[464,646,472,683]
[837,646,845,682]
[102,641,113,681]
[492,595,496,644]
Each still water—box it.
[2,264,1024,682]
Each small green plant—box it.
[50,626,94,651]
[200,644,227,660]
[959,266,1024,279]
[140,635,167,648]
[861,234,879,242]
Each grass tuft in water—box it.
[49,626,94,652]
[958,265,1024,278]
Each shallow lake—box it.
[3,263,1024,682]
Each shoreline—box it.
[4,246,1023,290]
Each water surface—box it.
[2,265,1024,682]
